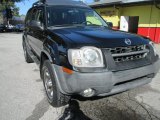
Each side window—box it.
[31,9,37,21]
[25,9,32,25]
[35,9,44,26]
[31,8,44,27]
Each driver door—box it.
[29,8,45,57]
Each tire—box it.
[42,60,70,107]
[23,41,33,63]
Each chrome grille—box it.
[106,45,149,62]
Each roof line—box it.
[89,0,157,7]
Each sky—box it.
[15,0,39,15]
[16,0,93,15]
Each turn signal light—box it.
[62,67,73,74]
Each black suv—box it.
[23,0,160,107]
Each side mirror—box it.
[30,20,44,30]
[107,22,113,28]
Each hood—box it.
[50,26,149,48]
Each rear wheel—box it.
[23,41,33,63]
[42,60,70,107]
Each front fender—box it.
[42,36,60,65]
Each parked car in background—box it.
[15,24,25,32]
[0,24,7,32]
[6,24,14,32]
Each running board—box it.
[28,49,40,66]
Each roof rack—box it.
[32,0,89,7]
[32,1,44,7]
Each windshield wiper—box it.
[50,24,76,27]
[48,24,106,28]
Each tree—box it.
[0,0,24,24]
[0,0,24,3]
[0,2,17,17]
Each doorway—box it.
[128,16,139,33]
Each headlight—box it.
[149,41,157,56]
[83,49,98,64]
[68,47,104,68]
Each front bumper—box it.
[52,59,160,97]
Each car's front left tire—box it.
[42,60,70,107]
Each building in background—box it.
[10,15,25,25]
[89,0,160,43]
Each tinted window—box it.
[35,9,44,25]
[47,6,108,27]
[25,9,32,25]
[31,9,37,21]
[30,8,44,27]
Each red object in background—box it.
[112,26,119,30]
[112,26,160,43]
[155,28,160,43]
[138,27,160,43]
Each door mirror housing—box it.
[107,22,113,28]
[30,20,44,30]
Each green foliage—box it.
[0,0,23,16]
[0,0,24,3]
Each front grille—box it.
[105,45,149,62]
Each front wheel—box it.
[42,60,70,107]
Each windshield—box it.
[47,6,108,27]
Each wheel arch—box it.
[40,50,54,78]
[40,51,68,95]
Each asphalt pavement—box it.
[0,33,160,120]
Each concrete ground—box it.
[0,33,160,120]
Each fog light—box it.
[82,88,95,97]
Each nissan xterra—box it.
[23,0,160,107]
